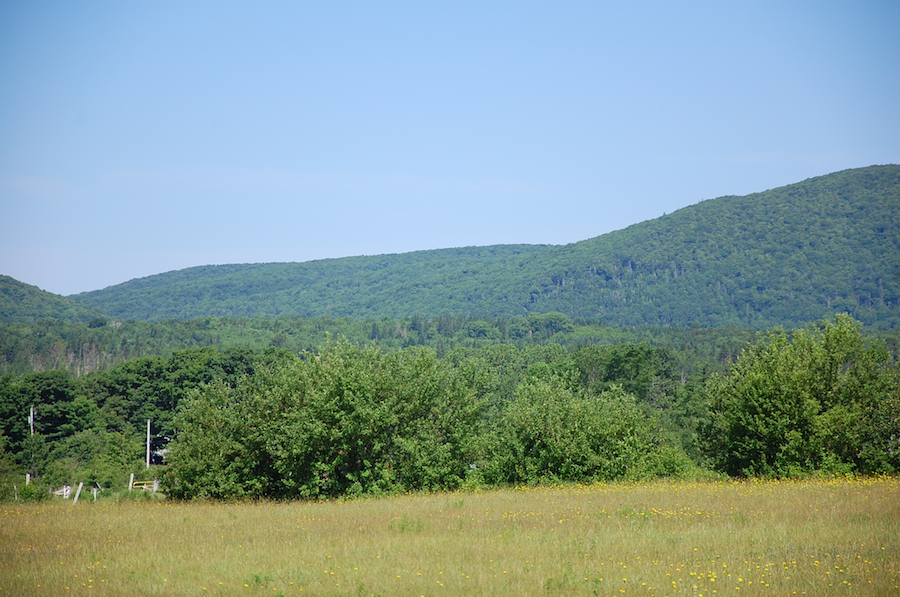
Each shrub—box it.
[700,314,900,476]
[484,377,676,484]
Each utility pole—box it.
[28,405,35,483]
[146,419,151,468]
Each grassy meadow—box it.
[1,477,898,596]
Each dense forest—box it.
[1,276,106,325]
[2,165,899,500]
[71,165,899,329]
[1,315,897,501]
[2,311,772,377]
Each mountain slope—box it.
[528,165,899,327]
[71,165,900,328]
[71,244,549,321]
[0,276,108,324]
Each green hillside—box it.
[71,165,900,328]
[530,165,899,328]
[0,276,107,325]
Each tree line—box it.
[1,314,897,500]
[1,311,783,377]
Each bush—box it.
[700,314,900,476]
[484,377,680,484]
[165,342,486,499]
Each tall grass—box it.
[1,477,897,596]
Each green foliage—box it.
[483,377,683,484]
[9,478,51,502]
[0,346,264,493]
[41,430,146,489]
[0,316,281,376]
[570,342,710,460]
[0,276,106,325]
[164,342,692,498]
[70,165,900,328]
[165,342,486,499]
[162,381,268,499]
[1,312,771,379]
[0,429,18,500]
[701,314,900,476]
[572,343,678,407]
[2,313,897,499]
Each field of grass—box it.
[1,477,898,596]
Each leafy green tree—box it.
[43,429,145,489]
[701,314,900,476]
[163,381,269,499]
[572,343,678,406]
[0,428,16,479]
[484,377,684,484]
[165,343,486,499]
[259,343,486,497]
[19,371,78,441]
[0,374,27,454]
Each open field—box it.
[1,477,898,596]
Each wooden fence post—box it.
[73,482,83,505]
[129,473,134,492]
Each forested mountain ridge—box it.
[70,244,548,321]
[0,276,107,325]
[532,165,899,327]
[70,165,900,328]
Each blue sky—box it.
[1,1,898,296]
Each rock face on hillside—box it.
[70,165,899,328]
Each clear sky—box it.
[1,1,898,296]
